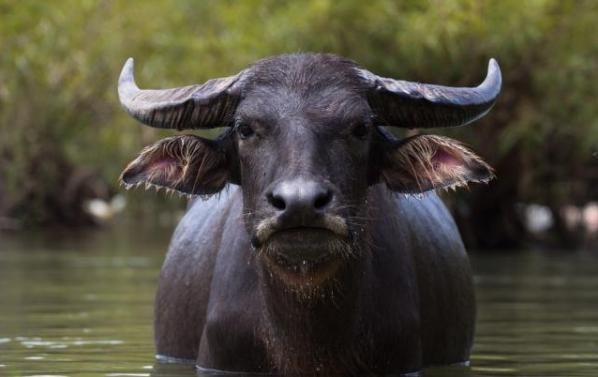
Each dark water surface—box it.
[1,226,597,376]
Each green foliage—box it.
[0,0,596,233]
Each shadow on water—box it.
[1,224,598,376]
[152,362,472,376]
[152,363,275,376]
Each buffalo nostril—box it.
[267,193,286,210]
[314,190,333,210]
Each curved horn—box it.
[359,59,502,128]
[118,58,246,130]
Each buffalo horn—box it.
[359,59,502,128]
[118,58,245,130]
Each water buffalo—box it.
[118,53,501,376]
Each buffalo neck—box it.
[256,240,372,375]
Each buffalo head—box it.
[119,53,500,290]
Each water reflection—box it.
[0,227,597,376]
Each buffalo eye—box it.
[237,122,255,139]
[351,123,369,139]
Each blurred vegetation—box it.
[0,0,596,249]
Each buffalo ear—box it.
[120,135,229,195]
[380,134,494,193]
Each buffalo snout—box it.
[252,179,350,257]
[266,179,334,221]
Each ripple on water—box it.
[24,356,46,360]
[16,337,124,349]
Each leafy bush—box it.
[1,0,596,247]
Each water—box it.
[1,227,597,376]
